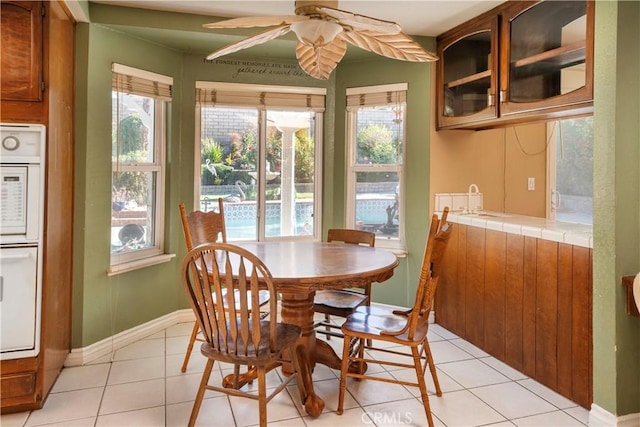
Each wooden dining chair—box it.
[313,228,376,340]
[337,208,453,427]
[179,200,269,372]
[181,243,305,427]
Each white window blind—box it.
[346,83,408,108]
[195,82,325,111]
[112,63,173,101]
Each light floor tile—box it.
[24,388,103,426]
[166,371,225,404]
[1,411,29,427]
[107,355,165,385]
[450,338,490,358]
[428,340,475,364]
[438,359,510,389]
[256,417,306,426]
[565,406,590,424]
[304,407,371,426]
[29,417,96,427]
[427,328,446,342]
[50,363,110,393]
[166,335,191,355]
[428,389,506,427]
[512,410,586,426]
[481,357,528,381]
[84,353,114,365]
[430,323,460,340]
[362,397,446,427]
[99,378,165,415]
[166,321,196,337]
[166,351,208,377]
[471,382,557,419]
[344,372,415,406]
[166,397,235,427]
[518,378,580,409]
[390,367,464,396]
[143,330,166,340]
[95,406,164,426]
[228,387,301,427]
[112,337,165,361]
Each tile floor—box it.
[1,312,590,427]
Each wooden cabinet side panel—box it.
[505,234,524,370]
[465,226,486,347]
[39,0,74,398]
[522,236,537,377]
[483,230,506,359]
[455,225,468,334]
[571,246,592,408]
[556,243,574,398]
[535,239,559,390]
[435,223,459,332]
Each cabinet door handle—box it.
[488,93,495,107]
[500,90,506,103]
[0,277,3,302]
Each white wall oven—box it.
[1,123,46,360]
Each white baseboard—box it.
[590,403,640,427]
[64,309,195,367]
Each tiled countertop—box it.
[439,211,593,248]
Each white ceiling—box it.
[91,0,505,37]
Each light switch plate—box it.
[528,177,535,191]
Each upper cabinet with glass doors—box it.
[436,0,593,130]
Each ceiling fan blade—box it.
[206,25,292,60]
[317,7,402,34]
[339,31,439,62]
[296,37,347,80]
[203,15,308,29]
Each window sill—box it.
[107,253,176,276]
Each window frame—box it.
[195,82,325,242]
[109,64,171,272]
[345,83,408,253]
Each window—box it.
[110,64,172,269]
[345,84,407,251]
[547,116,593,225]
[195,82,325,241]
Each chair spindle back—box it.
[179,198,227,251]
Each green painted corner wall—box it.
[593,0,640,417]
[73,23,186,348]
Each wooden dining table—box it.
[228,241,399,417]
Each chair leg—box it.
[257,365,267,427]
[188,358,214,427]
[337,334,351,415]
[181,322,200,373]
[424,339,442,397]
[324,314,331,340]
[412,346,435,427]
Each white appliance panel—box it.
[0,246,40,358]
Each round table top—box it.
[238,241,399,291]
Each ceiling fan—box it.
[203,0,438,80]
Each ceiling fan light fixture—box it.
[291,20,343,47]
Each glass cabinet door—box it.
[501,0,593,116]
[437,17,498,129]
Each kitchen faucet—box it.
[465,183,480,214]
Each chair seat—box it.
[200,321,301,365]
[314,290,367,312]
[341,306,429,344]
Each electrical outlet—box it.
[528,177,535,191]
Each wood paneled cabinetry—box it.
[436,0,594,130]
[435,224,593,408]
[0,1,44,101]
[1,1,74,414]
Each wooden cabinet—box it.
[1,1,74,414]
[436,0,594,130]
[435,224,593,408]
[0,1,44,101]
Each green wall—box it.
[593,0,640,417]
